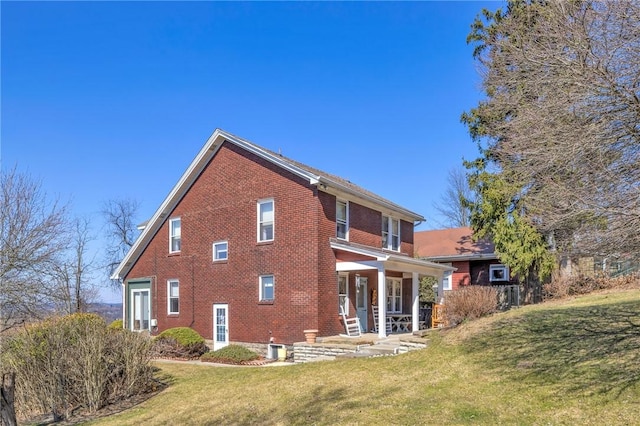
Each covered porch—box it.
[331,240,455,339]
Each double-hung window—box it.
[168,280,179,314]
[259,275,274,301]
[336,200,349,240]
[213,241,228,261]
[338,273,348,314]
[386,277,402,313]
[382,215,400,251]
[169,217,181,253]
[257,199,274,242]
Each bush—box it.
[543,272,640,300]
[0,313,155,422]
[444,286,498,326]
[108,318,124,329]
[200,345,260,364]
[153,327,208,359]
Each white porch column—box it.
[377,266,387,339]
[412,272,420,333]
[436,272,445,304]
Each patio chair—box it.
[431,303,446,328]
[339,306,362,337]
[371,305,392,333]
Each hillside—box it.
[90,289,640,425]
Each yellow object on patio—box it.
[431,304,446,328]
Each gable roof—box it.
[414,227,497,262]
[111,128,425,280]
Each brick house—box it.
[414,227,517,295]
[111,129,452,351]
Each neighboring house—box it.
[414,227,517,294]
[111,129,452,351]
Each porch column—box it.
[377,266,387,339]
[412,272,419,333]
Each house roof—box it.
[414,227,497,262]
[111,128,426,280]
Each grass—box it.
[89,289,640,425]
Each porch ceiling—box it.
[331,240,456,277]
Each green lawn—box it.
[90,290,640,425]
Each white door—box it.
[213,304,229,351]
[356,277,368,332]
[131,289,150,331]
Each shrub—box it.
[0,313,155,422]
[200,345,260,364]
[153,327,208,359]
[108,319,124,329]
[444,286,498,326]
[543,272,640,300]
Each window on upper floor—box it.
[489,264,509,282]
[336,200,349,240]
[259,275,274,301]
[213,241,228,262]
[257,199,274,242]
[382,215,400,251]
[168,279,179,314]
[338,273,348,314]
[169,218,181,253]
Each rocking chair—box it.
[339,306,362,337]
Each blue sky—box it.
[2,1,499,302]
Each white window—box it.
[336,200,349,240]
[382,216,400,251]
[259,275,274,301]
[213,241,228,261]
[169,217,181,253]
[386,277,402,313]
[338,273,348,314]
[442,271,453,291]
[168,280,179,314]
[257,199,274,242]
[489,264,509,282]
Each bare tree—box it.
[432,167,474,228]
[463,0,640,263]
[49,217,97,314]
[0,167,68,331]
[102,198,140,288]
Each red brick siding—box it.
[348,202,382,248]
[126,142,321,345]
[316,190,342,336]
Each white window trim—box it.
[130,288,151,332]
[489,264,510,282]
[443,271,453,291]
[213,240,228,262]
[167,279,179,315]
[169,217,181,254]
[338,272,349,315]
[386,277,402,313]
[257,199,274,242]
[382,215,400,251]
[336,199,349,240]
[259,275,274,301]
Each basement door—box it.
[213,304,229,351]
[356,277,368,332]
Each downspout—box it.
[190,255,195,327]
